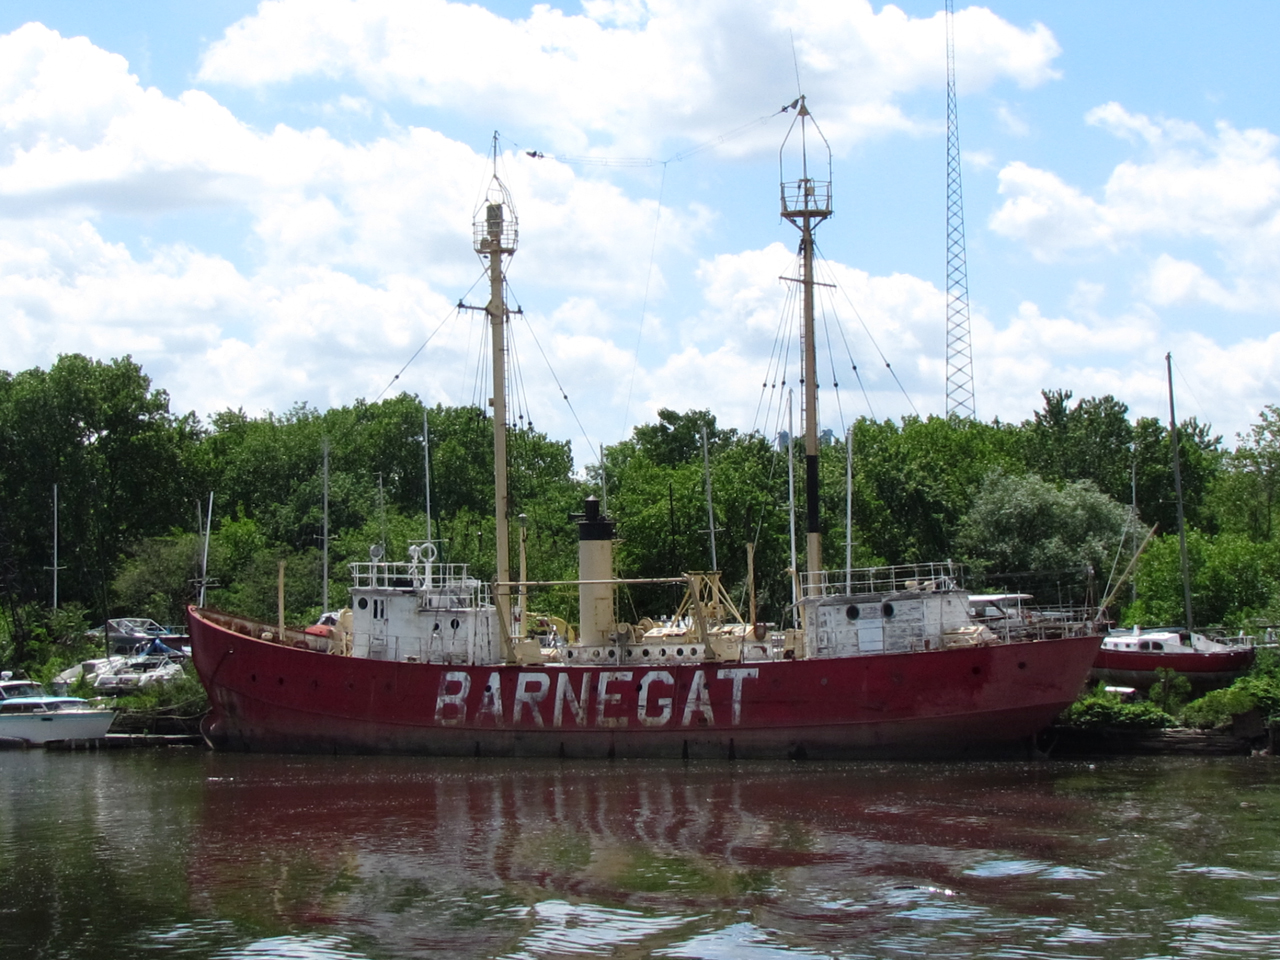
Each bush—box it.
[1147,667,1192,714]
[1061,686,1176,730]
[1181,686,1256,729]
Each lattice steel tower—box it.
[944,0,976,419]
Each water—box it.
[2,752,1279,959]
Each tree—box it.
[1208,405,1280,542]
[955,470,1131,602]
[0,355,202,615]
[1127,530,1280,629]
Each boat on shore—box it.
[189,105,1102,759]
[1092,627,1255,694]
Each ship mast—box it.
[474,133,519,634]
[780,97,832,592]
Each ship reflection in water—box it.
[4,754,1280,959]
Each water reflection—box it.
[1,752,1279,959]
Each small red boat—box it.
[1091,627,1255,694]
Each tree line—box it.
[2,353,1278,671]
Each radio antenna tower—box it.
[944,0,976,419]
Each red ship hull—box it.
[1092,647,1254,693]
[189,607,1102,759]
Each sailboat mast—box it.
[779,96,832,594]
[1166,352,1194,630]
[787,390,798,623]
[475,131,518,634]
[322,439,329,611]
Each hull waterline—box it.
[190,607,1101,760]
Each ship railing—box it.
[801,561,964,598]
[350,560,484,595]
[974,604,1102,643]
[780,178,832,218]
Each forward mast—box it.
[779,96,833,594]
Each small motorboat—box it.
[0,677,116,745]
[91,656,186,696]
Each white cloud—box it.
[198,0,1061,155]
[994,102,1029,137]
[1144,253,1239,309]
[990,103,1280,312]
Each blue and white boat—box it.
[0,677,116,744]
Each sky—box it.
[1,1,1278,468]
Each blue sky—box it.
[1,1,1277,465]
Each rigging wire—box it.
[374,301,466,402]
[814,240,919,417]
[1170,354,1207,426]
[513,298,602,467]
[506,107,790,170]
[818,288,847,437]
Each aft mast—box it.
[474,133,519,636]
[779,97,833,593]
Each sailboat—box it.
[188,109,1103,759]
[1092,353,1255,694]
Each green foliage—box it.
[1180,686,1258,730]
[1146,667,1192,715]
[1061,685,1176,730]
[1178,648,1280,728]
[0,603,97,678]
[1126,530,1280,628]
[1208,404,1280,542]
[2,351,1278,682]
[0,354,202,617]
[956,470,1130,580]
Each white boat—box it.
[0,678,116,744]
[91,656,186,695]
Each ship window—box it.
[1151,641,1164,651]
[660,648,667,657]
[1139,641,1150,651]
[882,602,895,618]
[450,618,461,630]
[358,597,369,610]
[643,649,650,657]
[846,605,859,621]
[677,647,684,656]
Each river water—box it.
[2,751,1278,959]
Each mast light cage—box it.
[473,161,519,256]
[778,95,833,224]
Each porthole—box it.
[692,647,700,656]
[592,649,601,659]
[845,604,860,621]
[643,648,650,657]
[566,650,575,660]
[357,597,369,610]
[882,602,895,618]
[450,618,461,630]
[677,647,684,656]
[433,623,441,631]
[626,649,634,658]
[660,648,667,657]
[608,649,616,658]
